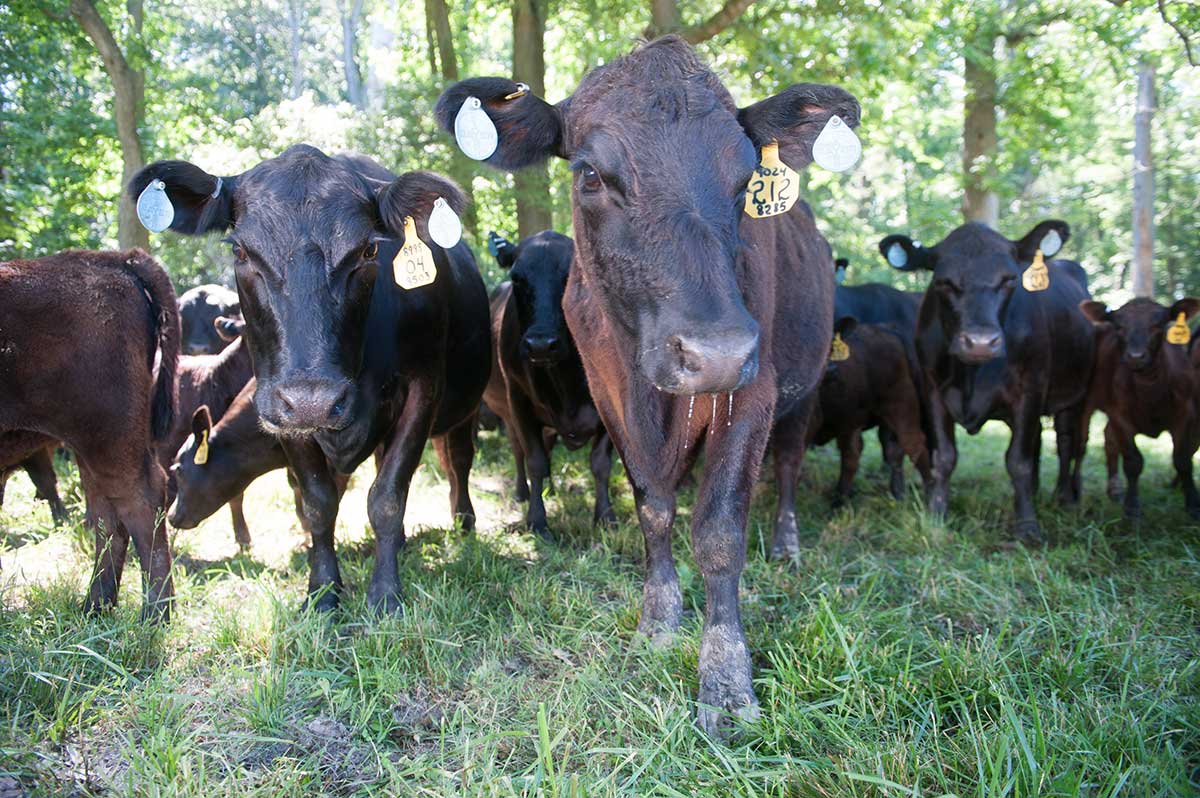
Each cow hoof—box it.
[1011,520,1045,547]
[1106,477,1125,503]
[635,625,679,650]
[529,520,553,541]
[304,588,341,613]
[593,507,618,529]
[769,535,800,561]
[1054,487,1080,507]
[696,690,760,739]
[367,584,404,615]
[515,486,530,503]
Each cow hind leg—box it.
[1104,422,1124,502]
[831,430,863,508]
[25,449,68,526]
[82,493,130,615]
[1170,429,1200,520]
[114,459,175,623]
[879,426,906,500]
[1117,427,1144,522]
[1053,409,1083,506]
[589,430,617,528]
[769,401,812,560]
[433,418,477,532]
[229,492,251,551]
[508,425,530,503]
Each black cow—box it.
[482,231,615,535]
[438,36,860,733]
[179,284,241,355]
[131,145,491,612]
[881,220,1094,544]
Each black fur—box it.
[128,161,237,235]
[736,83,862,168]
[377,171,467,236]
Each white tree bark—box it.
[1131,61,1155,298]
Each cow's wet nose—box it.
[273,380,352,430]
[661,326,760,394]
[1126,349,1151,369]
[523,332,565,363]
[954,329,1005,363]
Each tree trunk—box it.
[1131,61,1155,298]
[513,0,552,239]
[365,14,396,110]
[646,0,756,42]
[286,0,305,99]
[425,0,478,237]
[340,0,365,109]
[69,0,148,250]
[649,0,680,35]
[962,30,999,229]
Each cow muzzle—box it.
[646,324,760,395]
[951,328,1005,364]
[260,378,355,432]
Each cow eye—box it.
[232,244,248,264]
[363,242,378,261]
[579,165,603,193]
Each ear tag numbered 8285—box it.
[1022,249,1050,292]
[136,179,175,232]
[830,333,850,362]
[394,216,438,290]
[744,141,798,219]
[1167,313,1191,346]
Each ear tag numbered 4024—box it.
[455,96,499,161]
[193,429,210,466]
[136,179,175,232]
[830,333,850,362]
[1022,249,1050,292]
[1167,313,1191,346]
[744,141,799,219]
[812,115,862,173]
[394,216,438,290]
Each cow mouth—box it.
[167,504,197,529]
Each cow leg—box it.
[509,390,552,537]
[229,492,251,551]
[692,418,768,737]
[25,449,68,526]
[432,417,477,531]
[113,453,174,621]
[1006,401,1044,545]
[633,483,681,642]
[831,430,863,508]
[590,429,617,527]
[879,425,906,500]
[924,386,958,520]
[1053,408,1082,506]
[282,439,344,611]
[83,494,129,614]
[1118,426,1144,521]
[1170,426,1200,520]
[508,420,531,503]
[769,400,813,560]
[365,384,438,613]
[1104,421,1124,502]
[882,400,932,499]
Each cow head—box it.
[881,220,1069,365]
[214,315,245,343]
[492,230,574,365]
[437,36,859,395]
[179,285,241,355]
[130,145,465,436]
[1079,297,1200,371]
[168,406,214,529]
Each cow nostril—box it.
[275,386,296,413]
[987,334,1003,350]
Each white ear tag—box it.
[427,198,462,249]
[454,97,499,161]
[136,179,174,232]
[1040,229,1063,257]
[886,242,907,268]
[812,115,861,173]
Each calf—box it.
[438,35,860,732]
[132,146,491,613]
[1079,297,1200,519]
[0,432,68,525]
[810,317,930,505]
[881,221,1094,544]
[179,284,240,355]
[0,250,179,619]
[161,316,255,548]
[483,231,615,535]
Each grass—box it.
[1,418,1198,797]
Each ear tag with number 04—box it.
[394,216,437,290]
[744,141,798,219]
[193,429,209,466]
[455,97,499,161]
[427,198,462,249]
[812,115,862,173]
[1167,313,1191,346]
[137,179,175,232]
[1022,249,1050,292]
[830,333,850,362]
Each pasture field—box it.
[0,420,1197,797]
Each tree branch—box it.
[680,0,757,43]
[1156,0,1197,67]
[69,0,131,77]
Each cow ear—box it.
[128,161,237,235]
[213,315,245,342]
[1169,297,1200,322]
[488,232,518,270]
[879,235,932,272]
[1016,220,1070,261]
[436,78,566,170]
[377,171,466,237]
[1078,300,1110,325]
[738,84,861,171]
[834,316,858,337]
[191,405,213,438]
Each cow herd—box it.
[1,36,1197,737]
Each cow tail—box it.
[123,249,181,441]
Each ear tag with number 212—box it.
[744,141,798,219]
[1167,313,1191,346]
[1022,249,1050,292]
[830,333,850,362]
[394,217,437,290]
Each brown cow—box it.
[438,36,860,733]
[161,316,254,548]
[0,250,179,619]
[0,432,68,525]
[1079,297,1200,520]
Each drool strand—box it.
[684,394,695,450]
[727,392,733,427]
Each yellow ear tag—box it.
[1022,249,1050,292]
[744,141,799,219]
[1167,312,1191,346]
[194,429,209,465]
[393,216,437,290]
[830,333,850,362]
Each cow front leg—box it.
[83,494,129,614]
[925,385,958,519]
[367,383,438,614]
[229,492,251,551]
[282,439,344,611]
[1170,426,1200,519]
[115,453,175,622]
[509,390,552,537]
[633,483,681,643]
[1006,402,1044,545]
[1103,421,1124,502]
[432,416,477,531]
[831,430,863,508]
[590,429,617,527]
[1053,408,1083,505]
[769,398,813,560]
